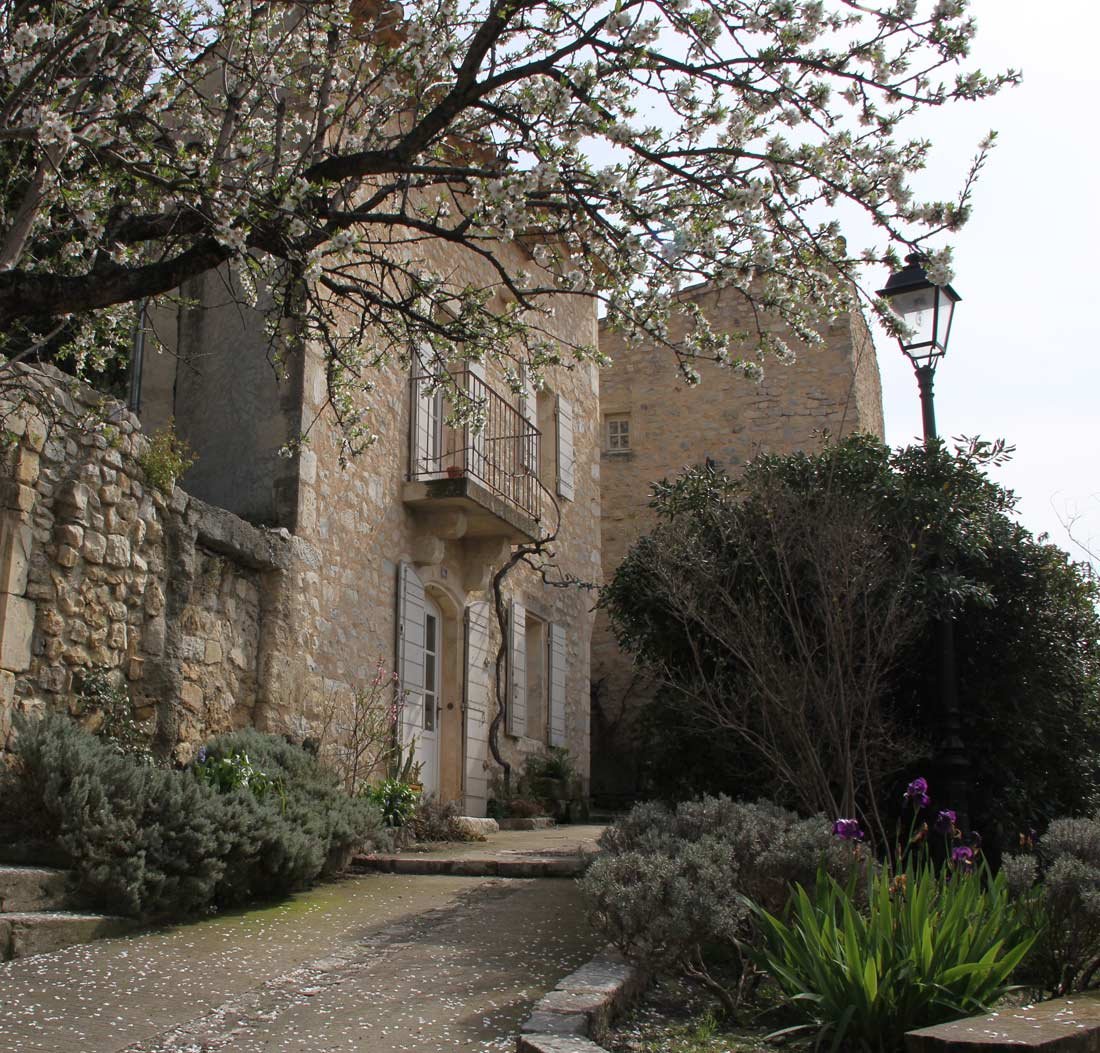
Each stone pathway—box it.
[0,828,606,1053]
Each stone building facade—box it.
[591,281,885,801]
[0,238,600,817]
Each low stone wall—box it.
[0,363,297,762]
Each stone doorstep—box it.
[353,855,586,878]
[905,993,1100,1051]
[0,911,139,962]
[0,865,70,913]
[498,818,557,831]
[517,947,645,1053]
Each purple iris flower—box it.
[934,809,957,836]
[832,818,864,842]
[904,777,930,808]
[951,845,975,870]
[197,746,208,765]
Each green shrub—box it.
[5,711,229,917]
[137,418,195,493]
[4,714,387,919]
[73,666,154,763]
[194,748,284,805]
[202,729,388,875]
[1002,816,1100,996]
[752,858,1034,1052]
[409,795,482,843]
[367,778,419,828]
[580,797,860,1016]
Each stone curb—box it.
[516,946,647,1053]
[352,855,587,878]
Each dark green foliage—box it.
[604,436,1100,842]
[4,714,387,919]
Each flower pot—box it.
[445,466,465,479]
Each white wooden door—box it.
[418,594,442,794]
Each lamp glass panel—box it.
[933,290,955,351]
[888,287,936,348]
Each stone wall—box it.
[591,281,885,800]
[277,233,602,794]
[0,363,298,763]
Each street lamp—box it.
[877,252,961,442]
[878,251,969,831]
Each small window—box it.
[607,416,630,451]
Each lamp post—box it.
[878,252,970,830]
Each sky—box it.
[866,0,1100,562]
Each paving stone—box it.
[0,865,70,913]
[521,1010,590,1036]
[516,1035,608,1053]
[905,994,1100,1051]
[0,911,137,961]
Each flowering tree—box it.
[0,0,1013,445]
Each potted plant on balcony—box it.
[446,465,465,479]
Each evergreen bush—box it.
[580,796,860,1016]
[1002,815,1100,996]
[4,714,387,919]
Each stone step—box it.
[353,854,586,878]
[0,865,71,913]
[0,911,139,961]
[905,992,1100,1050]
[498,817,557,831]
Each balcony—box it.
[403,370,543,543]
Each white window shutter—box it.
[397,562,426,749]
[548,623,567,748]
[464,601,492,816]
[556,394,574,501]
[520,365,538,472]
[412,373,441,476]
[466,361,487,480]
[507,600,527,737]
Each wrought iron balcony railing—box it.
[408,370,542,524]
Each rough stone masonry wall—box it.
[0,362,297,763]
[279,233,601,793]
[590,281,884,800]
